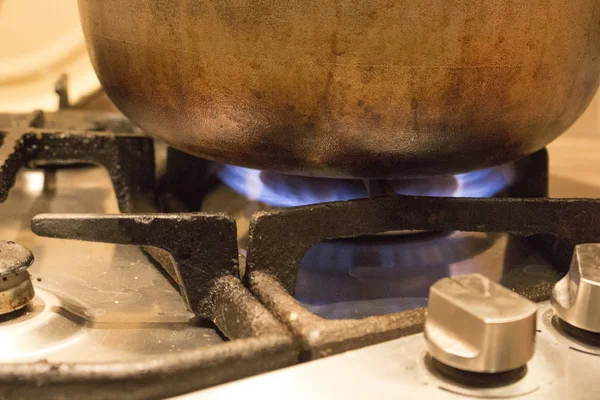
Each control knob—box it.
[425,274,537,373]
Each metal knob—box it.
[551,243,600,333]
[0,241,35,315]
[425,274,537,373]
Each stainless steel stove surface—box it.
[0,110,599,399]
[189,302,600,400]
[0,168,224,364]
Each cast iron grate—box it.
[243,149,600,360]
[1,108,599,396]
[0,110,155,213]
[0,110,297,399]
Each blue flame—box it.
[215,163,516,207]
[295,231,499,318]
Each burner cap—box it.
[0,241,34,276]
[0,241,35,315]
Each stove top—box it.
[0,168,223,363]
[194,301,600,400]
[0,109,598,399]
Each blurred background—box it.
[1,0,598,136]
[568,93,600,137]
[0,0,111,112]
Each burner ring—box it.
[0,288,86,361]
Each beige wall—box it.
[566,92,600,137]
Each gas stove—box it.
[0,109,598,399]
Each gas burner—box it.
[0,241,34,316]
[0,108,599,399]
[295,231,503,318]
[215,162,516,207]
